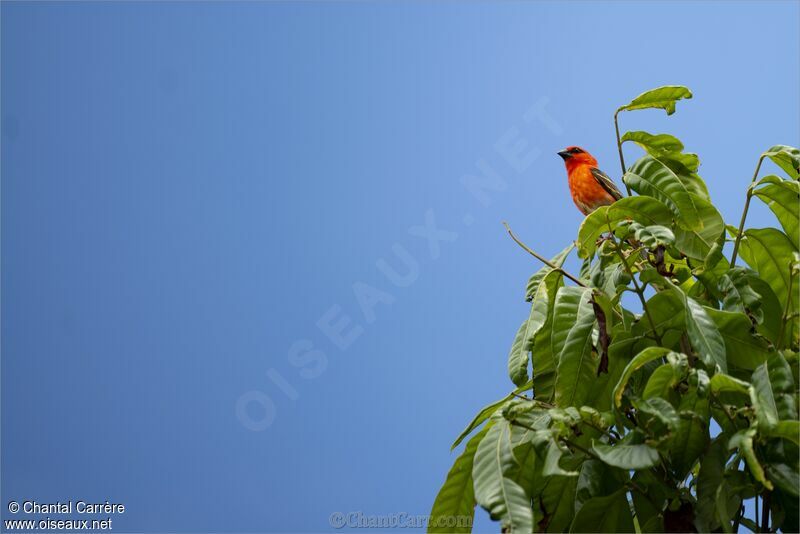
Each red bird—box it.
[558,146,623,215]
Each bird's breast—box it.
[568,165,616,215]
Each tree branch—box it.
[503,222,586,287]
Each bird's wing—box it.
[590,167,624,200]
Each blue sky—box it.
[2,1,798,532]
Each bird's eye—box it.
[571,148,583,154]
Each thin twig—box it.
[503,222,586,287]
[730,155,766,266]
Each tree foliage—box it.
[430,86,800,533]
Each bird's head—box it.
[557,146,597,169]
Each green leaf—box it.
[629,222,675,248]
[746,276,784,343]
[766,463,800,497]
[767,350,797,420]
[661,151,700,173]
[624,155,702,230]
[764,420,800,445]
[660,280,726,374]
[542,439,579,477]
[709,373,750,397]
[738,227,796,310]
[704,241,725,272]
[525,244,574,301]
[472,421,534,532]
[530,271,566,402]
[508,321,531,387]
[774,486,800,533]
[728,428,773,490]
[577,196,673,259]
[705,308,772,371]
[635,397,680,443]
[555,288,597,407]
[632,290,685,341]
[683,298,726,374]
[643,361,684,400]
[503,400,551,431]
[630,470,670,533]
[586,339,629,413]
[550,286,591,361]
[673,194,725,261]
[528,272,565,349]
[659,153,710,200]
[539,475,577,533]
[718,267,764,320]
[617,85,693,115]
[621,131,684,154]
[763,144,800,180]
[569,489,635,533]
[508,420,543,501]
[613,347,671,408]
[591,441,660,470]
[574,459,624,515]
[637,397,680,430]
[620,131,709,199]
[429,424,491,533]
[714,486,735,533]
[754,175,800,245]
[669,370,710,479]
[695,436,731,533]
[452,381,532,450]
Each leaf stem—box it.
[614,109,633,196]
[730,155,765,266]
[503,222,586,287]
[761,490,771,533]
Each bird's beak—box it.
[557,150,571,160]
